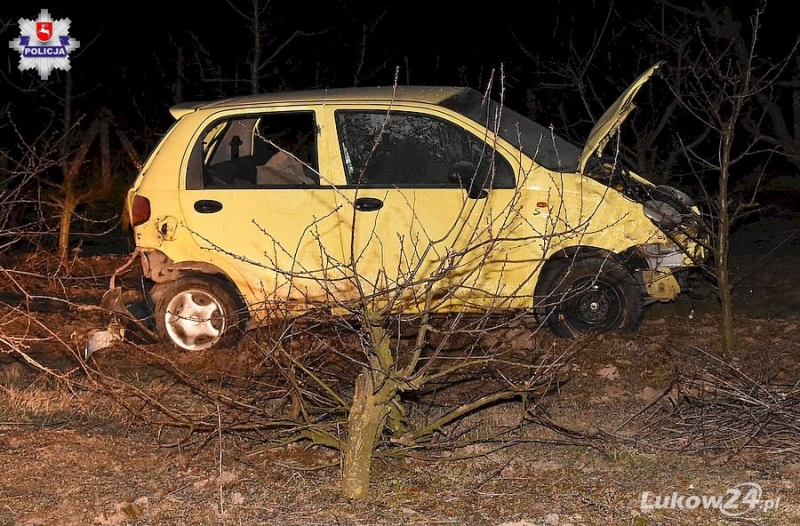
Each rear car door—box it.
[177,108,348,315]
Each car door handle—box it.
[194,199,223,214]
[354,197,383,212]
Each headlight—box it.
[666,186,695,208]
[643,200,681,228]
[654,185,696,208]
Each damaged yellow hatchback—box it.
[105,62,708,351]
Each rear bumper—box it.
[100,249,158,344]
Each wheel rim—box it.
[164,289,226,351]
[561,277,622,334]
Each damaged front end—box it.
[627,182,711,304]
[590,161,711,304]
[575,60,710,299]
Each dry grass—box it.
[1,314,799,525]
[2,229,800,525]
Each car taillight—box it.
[130,195,151,227]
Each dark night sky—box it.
[4,3,505,108]
[6,2,794,86]
[3,1,797,139]
[4,1,542,134]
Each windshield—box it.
[439,88,582,172]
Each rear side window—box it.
[334,110,515,189]
[186,111,321,189]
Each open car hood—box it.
[578,61,665,174]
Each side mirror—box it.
[448,161,488,199]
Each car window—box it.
[202,121,229,164]
[334,110,515,189]
[186,111,321,189]
[439,88,583,172]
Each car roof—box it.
[170,86,467,119]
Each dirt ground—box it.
[1,212,799,526]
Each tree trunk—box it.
[716,224,736,354]
[58,198,75,262]
[342,370,391,500]
[99,120,111,191]
[717,131,737,354]
[341,326,397,500]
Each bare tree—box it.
[44,87,142,262]
[0,118,61,253]
[351,11,389,87]
[161,81,658,499]
[512,2,690,185]
[0,29,138,263]
[665,1,799,352]
[212,103,569,499]
[97,76,586,501]
[742,54,800,170]
[189,0,325,96]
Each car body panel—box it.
[122,63,707,336]
[578,61,665,174]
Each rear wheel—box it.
[542,257,643,338]
[154,275,247,351]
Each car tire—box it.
[542,256,643,338]
[153,275,247,351]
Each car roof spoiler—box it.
[169,102,208,120]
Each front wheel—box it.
[153,275,247,351]
[542,257,643,338]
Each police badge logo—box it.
[8,9,81,80]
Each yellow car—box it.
[107,62,708,351]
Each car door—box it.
[330,106,533,314]
[178,108,348,314]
